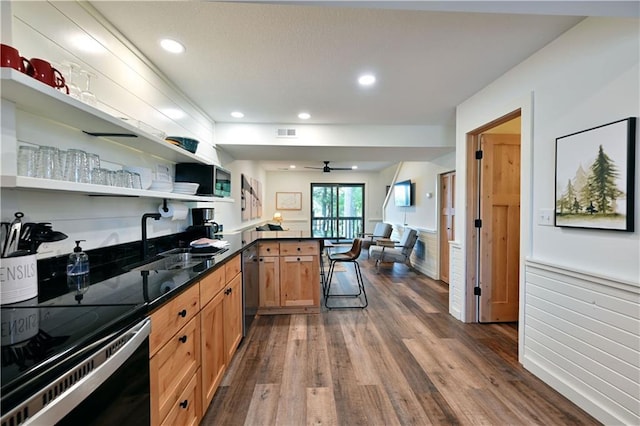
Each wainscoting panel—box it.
[523,260,639,425]
[449,242,464,321]
[411,228,437,280]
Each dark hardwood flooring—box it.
[202,255,600,425]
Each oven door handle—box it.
[24,318,151,425]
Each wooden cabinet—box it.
[148,284,201,426]
[200,253,243,416]
[160,372,201,426]
[258,240,320,314]
[280,255,319,307]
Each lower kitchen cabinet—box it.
[149,313,201,426]
[258,241,320,314]
[160,371,202,426]
[200,254,243,415]
[280,254,319,307]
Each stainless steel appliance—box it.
[1,304,150,425]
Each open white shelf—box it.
[1,68,211,164]
[1,175,220,202]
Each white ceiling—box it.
[87,1,637,172]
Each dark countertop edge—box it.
[143,233,325,312]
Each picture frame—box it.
[276,192,302,210]
[555,117,636,231]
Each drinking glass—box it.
[130,172,142,190]
[61,61,82,100]
[64,149,89,183]
[114,170,132,188]
[87,153,100,183]
[80,71,97,107]
[17,145,38,177]
[36,146,60,180]
[57,150,67,180]
[91,167,109,185]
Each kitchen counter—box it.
[0,228,322,406]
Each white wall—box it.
[221,159,267,232]
[454,17,639,424]
[264,169,393,233]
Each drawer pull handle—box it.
[297,257,301,261]
[178,309,187,318]
[259,258,263,262]
[297,247,301,251]
[266,248,270,251]
[179,335,188,343]
[180,400,188,409]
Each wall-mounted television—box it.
[394,179,413,207]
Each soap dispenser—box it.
[67,240,90,303]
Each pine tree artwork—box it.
[555,118,635,231]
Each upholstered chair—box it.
[359,222,392,258]
[368,228,418,269]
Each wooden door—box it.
[280,255,319,307]
[439,171,455,283]
[224,272,243,362]
[479,134,520,322]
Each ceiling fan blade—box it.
[304,166,324,169]
[329,167,353,170]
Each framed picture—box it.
[555,117,636,231]
[276,192,302,210]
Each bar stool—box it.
[324,238,367,309]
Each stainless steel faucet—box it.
[141,213,162,260]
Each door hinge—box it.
[475,150,483,160]
[474,287,481,296]
[474,219,482,228]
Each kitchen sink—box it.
[126,252,209,272]
[125,247,227,272]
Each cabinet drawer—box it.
[224,254,242,279]
[200,266,225,306]
[280,241,318,256]
[151,316,201,425]
[258,242,280,256]
[149,284,200,356]
[160,369,201,426]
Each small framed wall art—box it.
[555,117,636,231]
[276,192,302,210]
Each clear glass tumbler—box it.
[36,146,60,180]
[64,149,90,183]
[17,146,39,177]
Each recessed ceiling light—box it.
[351,165,358,170]
[289,165,296,169]
[160,38,185,54]
[161,108,185,120]
[298,112,311,120]
[230,111,244,118]
[358,74,376,86]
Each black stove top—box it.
[0,298,144,410]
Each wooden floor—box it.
[202,255,600,426]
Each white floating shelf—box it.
[1,68,211,164]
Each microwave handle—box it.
[17,319,151,426]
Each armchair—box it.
[358,222,392,258]
[368,228,418,269]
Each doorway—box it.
[310,183,364,240]
[465,112,522,323]
[439,171,455,284]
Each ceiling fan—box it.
[305,161,353,173]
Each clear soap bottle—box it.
[67,240,90,302]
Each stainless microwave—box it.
[175,163,231,197]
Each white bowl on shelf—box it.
[172,182,199,195]
[149,180,173,192]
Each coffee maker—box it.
[191,208,221,238]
